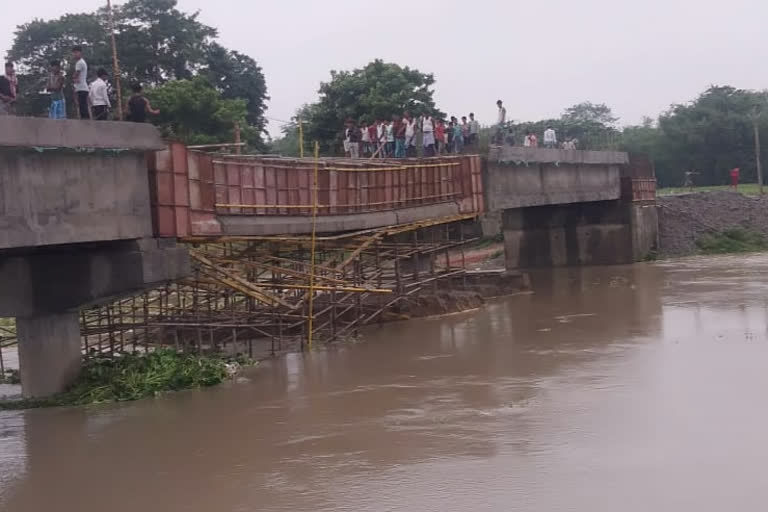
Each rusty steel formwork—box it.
[148,144,484,238]
[76,215,479,360]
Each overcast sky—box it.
[2,0,767,136]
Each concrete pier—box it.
[17,312,81,398]
[0,118,190,397]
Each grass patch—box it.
[0,350,254,410]
[658,184,763,196]
[696,228,768,255]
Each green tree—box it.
[203,43,269,150]
[302,60,443,153]
[505,102,621,150]
[146,77,247,145]
[562,101,619,126]
[621,119,663,161]
[114,0,217,86]
[636,86,768,187]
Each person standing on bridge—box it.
[544,126,558,148]
[394,114,406,158]
[47,60,66,119]
[435,119,446,155]
[422,113,435,156]
[89,69,111,121]
[4,62,18,115]
[344,120,360,158]
[404,112,416,157]
[125,83,160,123]
[469,113,480,147]
[0,75,13,116]
[452,119,464,154]
[360,121,371,156]
[72,46,91,120]
[495,100,507,144]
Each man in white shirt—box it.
[543,126,557,148]
[360,121,371,156]
[89,68,111,121]
[403,112,416,156]
[72,46,90,119]
[468,113,480,147]
[495,100,507,144]
[422,114,435,156]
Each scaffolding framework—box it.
[76,214,478,360]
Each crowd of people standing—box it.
[344,110,482,158]
[343,100,579,158]
[0,46,159,122]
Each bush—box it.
[0,350,248,410]
[695,228,768,254]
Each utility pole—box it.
[751,107,763,195]
[106,0,123,120]
[298,117,304,158]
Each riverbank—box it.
[658,191,768,257]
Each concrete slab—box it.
[489,146,629,165]
[219,203,461,236]
[0,151,154,249]
[0,117,164,150]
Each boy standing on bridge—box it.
[469,113,480,147]
[89,69,111,121]
[72,46,90,120]
[47,61,66,119]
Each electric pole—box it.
[106,0,123,120]
[751,107,763,195]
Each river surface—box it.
[3,254,768,511]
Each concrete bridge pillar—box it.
[17,312,82,398]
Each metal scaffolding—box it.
[77,214,478,360]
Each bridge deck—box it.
[148,144,484,238]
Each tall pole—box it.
[298,117,304,158]
[106,0,123,120]
[752,109,763,195]
[307,141,319,348]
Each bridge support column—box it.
[17,312,81,398]
[503,200,656,270]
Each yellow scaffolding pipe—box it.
[307,142,320,348]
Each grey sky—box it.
[2,0,767,136]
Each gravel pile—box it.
[658,191,768,256]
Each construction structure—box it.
[0,117,657,396]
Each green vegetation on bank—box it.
[658,184,763,196]
[0,350,254,410]
[696,228,768,255]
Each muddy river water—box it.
[3,254,768,511]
